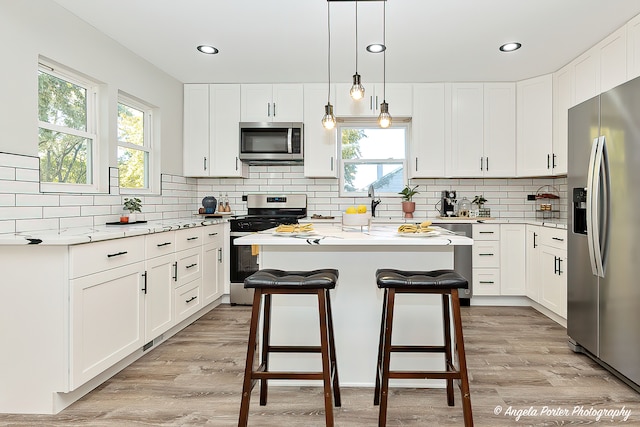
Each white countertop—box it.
[0,217,226,246]
[305,216,567,229]
[233,224,473,247]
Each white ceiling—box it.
[52,0,640,84]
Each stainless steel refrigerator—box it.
[568,75,640,390]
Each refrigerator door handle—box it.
[586,137,599,276]
[591,136,607,278]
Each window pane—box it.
[38,128,91,184]
[343,163,404,193]
[38,71,87,131]
[118,147,148,189]
[118,103,144,146]
[342,128,405,160]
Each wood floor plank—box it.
[1,305,639,425]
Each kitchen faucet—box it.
[368,184,381,217]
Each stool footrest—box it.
[387,371,463,381]
[267,345,322,354]
[389,345,446,353]
[253,371,325,381]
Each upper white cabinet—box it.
[516,74,554,177]
[598,27,627,93]
[410,83,450,178]
[183,84,248,178]
[572,50,599,106]
[627,14,640,80]
[303,84,338,178]
[334,83,412,117]
[450,83,515,177]
[241,84,303,122]
[552,65,572,176]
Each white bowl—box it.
[342,212,371,226]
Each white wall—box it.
[0,0,183,175]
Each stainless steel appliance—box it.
[439,190,457,217]
[239,122,303,163]
[438,222,472,304]
[229,194,307,305]
[568,75,640,390]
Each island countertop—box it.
[233,224,473,246]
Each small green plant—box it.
[123,197,142,213]
[398,184,419,202]
[472,195,487,206]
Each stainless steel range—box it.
[229,194,307,305]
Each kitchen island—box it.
[234,224,473,387]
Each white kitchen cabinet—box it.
[183,84,248,177]
[539,245,567,319]
[303,83,338,178]
[572,50,599,106]
[70,260,145,389]
[627,13,640,80]
[598,27,627,94]
[499,224,526,295]
[516,74,554,176]
[450,83,515,177]
[334,83,412,117]
[241,84,303,122]
[410,83,449,178]
[202,225,225,305]
[473,269,500,296]
[144,231,177,342]
[553,64,572,176]
[472,224,500,296]
[525,225,541,301]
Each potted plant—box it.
[472,195,489,217]
[121,197,142,223]
[398,184,419,218]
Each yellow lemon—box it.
[357,204,368,214]
[346,206,357,214]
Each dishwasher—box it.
[437,222,472,305]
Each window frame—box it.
[338,121,410,197]
[38,60,101,193]
[117,93,155,194]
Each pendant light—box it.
[349,0,365,101]
[322,1,336,130]
[378,0,391,128]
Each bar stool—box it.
[374,269,473,427]
[238,269,341,427]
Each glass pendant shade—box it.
[322,103,336,130]
[350,73,365,100]
[378,101,392,128]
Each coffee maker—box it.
[440,190,457,217]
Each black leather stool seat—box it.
[244,268,339,289]
[376,269,468,290]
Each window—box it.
[38,62,98,190]
[340,123,408,196]
[117,94,153,191]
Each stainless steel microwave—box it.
[239,122,303,163]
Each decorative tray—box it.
[106,220,148,225]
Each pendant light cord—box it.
[327,2,331,103]
[355,0,359,73]
[383,0,386,101]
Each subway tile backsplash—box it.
[0,152,567,234]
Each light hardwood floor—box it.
[2,305,639,426]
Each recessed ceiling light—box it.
[197,45,219,55]
[499,42,522,52]
[366,43,386,53]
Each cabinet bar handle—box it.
[533,232,537,248]
[480,157,483,171]
[558,258,563,275]
[107,251,128,258]
[479,281,494,284]
[157,242,172,247]
[218,248,223,262]
[273,103,276,117]
[173,261,178,281]
[486,157,489,171]
[186,263,197,269]
[552,237,564,241]
[186,296,197,303]
[415,157,418,171]
[554,256,559,274]
[547,154,551,169]
[141,271,147,294]
[187,236,199,241]
[208,232,218,236]
[479,253,494,256]
[267,103,271,117]
[236,156,239,171]
[552,153,557,169]
[331,156,334,171]
[479,231,494,234]
[204,157,207,171]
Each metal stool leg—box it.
[238,289,263,427]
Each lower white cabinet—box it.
[500,224,526,295]
[144,252,175,342]
[175,278,203,323]
[203,227,225,305]
[70,261,145,389]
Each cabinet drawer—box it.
[472,269,500,296]
[175,228,204,252]
[175,279,202,323]
[176,246,202,287]
[202,225,224,246]
[472,241,500,268]
[472,224,500,240]
[70,236,145,279]
[538,227,567,250]
[145,231,176,259]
